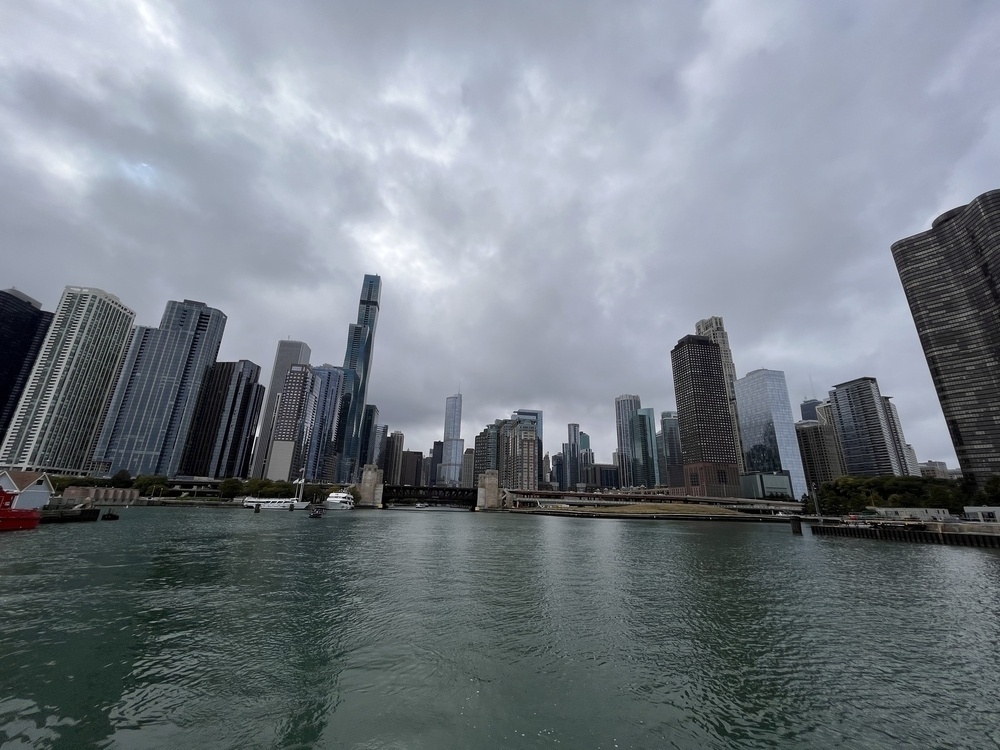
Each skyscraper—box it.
[440,393,464,486]
[671,335,740,497]
[336,274,381,482]
[734,368,807,499]
[0,287,135,474]
[266,364,320,482]
[795,420,845,496]
[630,407,660,488]
[892,190,1000,489]
[251,340,311,479]
[827,377,910,477]
[94,299,227,478]
[659,411,683,488]
[0,289,52,440]
[800,398,822,422]
[614,394,641,487]
[180,360,264,479]
[562,423,580,489]
[307,365,346,482]
[694,317,744,473]
[383,430,404,485]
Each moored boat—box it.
[0,489,41,532]
[323,491,355,511]
[240,497,310,511]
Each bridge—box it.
[355,466,801,515]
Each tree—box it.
[110,469,133,488]
[218,478,244,498]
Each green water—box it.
[1,508,998,749]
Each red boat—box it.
[0,488,40,532]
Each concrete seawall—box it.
[811,523,1000,548]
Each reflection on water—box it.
[2,509,1000,749]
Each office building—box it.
[659,411,683,488]
[180,360,264,479]
[0,287,135,474]
[694,316,744,473]
[671,335,740,497]
[892,189,1000,490]
[512,408,543,481]
[615,394,642,487]
[461,447,475,488]
[336,274,381,482]
[734,368,807,499]
[94,300,227,478]
[358,403,379,470]
[400,450,423,486]
[251,340,311,479]
[382,430,404,485]
[800,398,822,422]
[562,423,581,490]
[0,289,53,441]
[306,365,346,482]
[439,394,464,486]
[630,407,660,488]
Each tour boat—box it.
[323,491,355,511]
[0,488,41,532]
[241,497,310,511]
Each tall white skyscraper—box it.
[694,316,745,473]
[251,339,311,479]
[439,393,464,486]
[0,287,135,474]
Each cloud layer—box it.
[4,0,1000,465]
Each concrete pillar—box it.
[477,470,501,510]
[357,464,384,508]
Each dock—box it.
[811,521,1000,548]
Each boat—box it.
[0,488,41,532]
[415,502,429,509]
[308,506,325,519]
[323,491,355,511]
[242,469,310,511]
[241,497,310,511]
[102,510,120,521]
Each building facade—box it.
[180,360,264,479]
[794,419,846,495]
[250,340,311,479]
[265,364,319,482]
[671,335,740,497]
[734,368,807,499]
[439,394,464,486]
[0,289,53,441]
[0,287,135,474]
[614,394,641,488]
[694,316,744,473]
[827,377,908,477]
[94,300,227,478]
[891,190,1000,490]
[336,274,381,482]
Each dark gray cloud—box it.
[4,0,999,466]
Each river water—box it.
[1,508,998,749]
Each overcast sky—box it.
[4,0,999,467]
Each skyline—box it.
[5,1,1000,466]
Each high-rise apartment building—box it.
[562,423,581,490]
[671,335,740,497]
[614,394,641,487]
[0,289,53,440]
[251,340,311,479]
[94,300,227,478]
[694,317,744,473]
[800,399,822,422]
[734,368,807,499]
[266,364,320,482]
[0,287,135,474]
[358,403,379,470]
[382,430,404,485]
[827,377,910,477]
[474,413,539,490]
[461,447,475,488]
[892,190,1000,490]
[512,408,543,481]
[794,420,845,495]
[336,274,381,482]
[180,360,264,479]
[439,394,464,486]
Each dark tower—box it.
[891,190,1000,490]
[0,289,52,439]
[671,335,740,497]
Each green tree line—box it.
[814,475,1000,516]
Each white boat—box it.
[241,497,309,511]
[323,491,356,511]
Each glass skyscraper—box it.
[251,339,311,479]
[892,189,1000,489]
[614,394,641,488]
[0,289,52,440]
[440,394,464,486]
[337,274,381,482]
[827,377,907,478]
[94,299,227,478]
[734,368,807,500]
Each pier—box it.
[811,522,1000,548]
